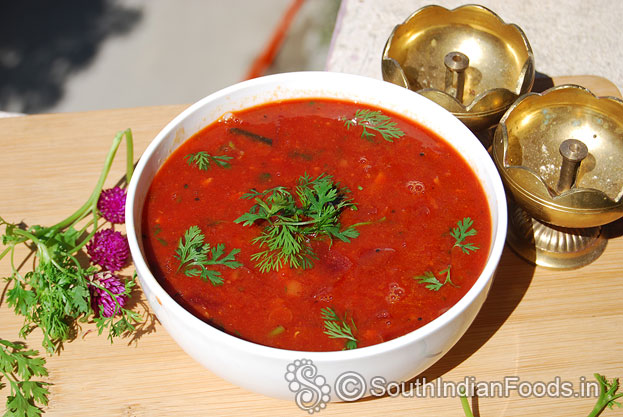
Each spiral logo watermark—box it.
[285,359,331,414]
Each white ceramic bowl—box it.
[126,72,507,402]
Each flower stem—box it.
[459,387,475,417]
[70,209,100,254]
[124,128,134,184]
[44,129,133,235]
[12,228,50,264]
[0,246,10,262]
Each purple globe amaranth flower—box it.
[86,228,129,272]
[88,271,128,317]
[97,187,126,224]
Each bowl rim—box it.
[126,71,508,361]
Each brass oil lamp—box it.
[382,4,535,133]
[492,85,623,268]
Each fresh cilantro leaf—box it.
[0,339,50,417]
[175,226,242,286]
[415,266,457,291]
[450,217,479,254]
[415,271,444,291]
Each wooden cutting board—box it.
[0,76,621,417]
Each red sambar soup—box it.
[142,98,491,352]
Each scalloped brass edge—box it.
[418,87,514,115]
[382,4,535,116]
[492,84,623,227]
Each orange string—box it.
[244,0,306,80]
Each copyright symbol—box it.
[334,371,366,401]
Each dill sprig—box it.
[174,225,242,286]
[344,109,405,142]
[234,173,361,273]
[450,217,479,254]
[414,265,457,291]
[184,152,232,170]
[0,339,50,417]
[321,307,358,350]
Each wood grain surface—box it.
[1,78,622,417]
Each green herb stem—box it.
[459,387,475,417]
[68,210,100,254]
[8,247,21,282]
[0,245,11,262]
[125,128,134,183]
[11,229,50,263]
[44,129,132,235]
[588,374,623,417]
[274,219,320,227]
[75,216,96,237]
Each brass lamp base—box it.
[507,202,607,269]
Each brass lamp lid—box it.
[492,84,623,229]
[382,4,535,131]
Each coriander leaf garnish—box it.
[184,152,233,170]
[321,307,358,350]
[175,225,242,286]
[0,339,50,417]
[234,173,361,273]
[450,217,479,254]
[415,265,457,291]
[344,109,405,142]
